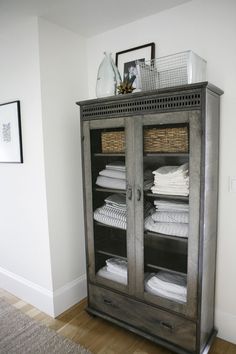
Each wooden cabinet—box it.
[77,82,223,354]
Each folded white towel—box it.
[151,164,189,196]
[154,200,189,212]
[106,161,126,172]
[96,176,126,190]
[99,168,126,180]
[145,271,187,302]
[105,194,126,209]
[151,187,189,196]
[94,210,126,229]
[106,258,127,276]
[153,163,189,177]
[96,205,126,222]
[97,266,127,285]
[145,216,188,237]
[151,211,188,224]
[145,281,186,302]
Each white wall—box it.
[0,15,54,314]
[0,14,88,317]
[86,0,236,343]
[38,18,88,315]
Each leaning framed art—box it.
[115,43,155,91]
[0,101,23,163]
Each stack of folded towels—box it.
[96,161,126,190]
[145,271,187,302]
[96,161,154,191]
[94,194,127,230]
[151,163,189,196]
[145,200,189,237]
[94,194,153,230]
[97,258,127,285]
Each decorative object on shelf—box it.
[96,52,121,98]
[0,100,23,163]
[136,50,206,92]
[117,80,135,94]
[115,43,155,92]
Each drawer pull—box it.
[160,321,173,331]
[103,298,113,305]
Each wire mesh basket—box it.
[136,50,206,92]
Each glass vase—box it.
[96,52,121,98]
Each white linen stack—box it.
[144,200,189,237]
[94,194,153,230]
[151,163,189,196]
[97,258,127,285]
[96,161,126,190]
[96,162,153,191]
[94,194,127,230]
[145,271,187,302]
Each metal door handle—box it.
[127,185,132,200]
[137,188,142,201]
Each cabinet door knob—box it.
[137,188,142,201]
[127,185,132,200]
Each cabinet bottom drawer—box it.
[89,284,196,352]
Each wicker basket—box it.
[101,126,188,153]
[144,126,188,153]
[101,131,125,153]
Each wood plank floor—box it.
[0,288,235,354]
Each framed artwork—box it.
[115,43,155,91]
[0,101,23,163]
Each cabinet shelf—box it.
[146,263,187,277]
[94,222,127,260]
[145,248,187,276]
[96,250,127,261]
[145,231,188,243]
[144,153,189,157]
[93,153,125,157]
[94,187,126,194]
[144,192,189,201]
[94,221,126,232]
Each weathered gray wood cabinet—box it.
[77,82,223,354]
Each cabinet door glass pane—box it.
[90,127,128,288]
[142,123,189,303]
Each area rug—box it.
[0,298,92,354]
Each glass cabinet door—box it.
[134,111,201,319]
[82,117,135,295]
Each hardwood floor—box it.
[0,288,235,354]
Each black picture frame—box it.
[0,100,23,163]
[115,43,155,91]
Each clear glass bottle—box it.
[96,52,121,98]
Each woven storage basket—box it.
[144,126,188,153]
[101,131,125,153]
[101,126,188,153]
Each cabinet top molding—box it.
[77,82,223,121]
[77,82,223,107]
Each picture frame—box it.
[115,43,155,91]
[0,100,23,163]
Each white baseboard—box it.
[53,273,87,317]
[0,266,54,316]
[0,266,87,318]
[215,309,236,344]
